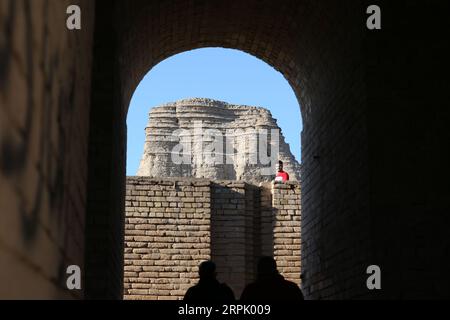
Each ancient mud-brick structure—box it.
[124,177,301,300]
[1,1,448,300]
[137,98,301,183]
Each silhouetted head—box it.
[199,260,217,280]
[276,161,284,172]
[257,256,279,278]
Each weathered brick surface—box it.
[124,178,301,300]
[0,0,94,299]
[363,1,450,299]
[272,183,302,286]
[124,177,213,300]
[210,181,262,298]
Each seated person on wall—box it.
[240,256,304,302]
[184,260,236,302]
[274,160,289,183]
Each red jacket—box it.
[275,171,289,182]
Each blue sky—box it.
[126,48,302,176]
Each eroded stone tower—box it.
[137,98,301,184]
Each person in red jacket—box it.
[274,160,289,183]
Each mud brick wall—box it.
[124,178,302,300]
[245,184,261,289]
[260,183,275,257]
[210,181,261,299]
[210,182,246,298]
[272,182,302,286]
[124,177,212,300]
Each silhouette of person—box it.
[240,256,304,302]
[184,260,236,302]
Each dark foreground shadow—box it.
[240,256,304,302]
[184,261,236,302]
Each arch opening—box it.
[85,0,371,301]
[123,48,303,300]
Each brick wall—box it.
[124,177,212,300]
[84,0,124,299]
[272,183,302,286]
[116,0,371,300]
[260,183,274,257]
[124,178,301,300]
[210,182,262,298]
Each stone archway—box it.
[85,0,371,300]
[1,0,448,301]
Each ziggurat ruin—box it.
[137,98,301,184]
[124,99,302,300]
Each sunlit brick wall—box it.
[124,178,302,300]
[272,182,302,286]
[124,177,211,300]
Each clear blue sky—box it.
[126,48,302,176]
